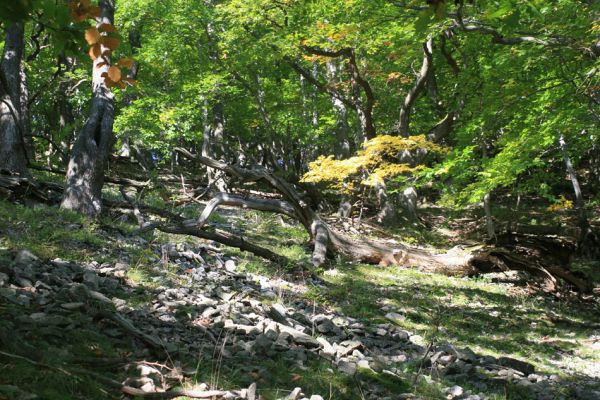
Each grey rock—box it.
[385,312,405,322]
[445,385,464,397]
[267,303,289,325]
[224,259,236,272]
[497,357,535,375]
[409,335,425,346]
[61,302,84,310]
[317,337,335,357]
[0,288,17,301]
[14,250,39,265]
[337,360,357,375]
[572,387,600,400]
[309,396,324,400]
[83,272,100,289]
[287,387,302,400]
[0,272,9,286]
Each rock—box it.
[267,303,289,324]
[337,340,362,357]
[287,387,302,400]
[357,359,372,371]
[0,287,17,302]
[409,335,426,346]
[572,387,600,400]
[15,277,33,288]
[317,337,335,357]
[337,360,357,375]
[385,312,405,322]
[14,250,39,265]
[224,259,236,272]
[445,385,464,397]
[254,334,273,350]
[0,272,9,286]
[497,357,535,375]
[275,323,321,349]
[138,364,161,379]
[83,272,100,289]
[316,319,334,334]
[309,396,324,400]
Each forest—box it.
[0,0,599,399]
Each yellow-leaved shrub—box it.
[301,135,445,193]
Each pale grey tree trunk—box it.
[376,182,397,226]
[20,63,33,160]
[61,0,115,217]
[397,38,433,137]
[0,22,28,174]
[311,63,319,128]
[559,134,592,248]
[483,192,495,239]
[326,60,350,159]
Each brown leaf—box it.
[88,43,101,60]
[101,36,120,50]
[88,5,102,18]
[98,23,117,33]
[84,27,101,45]
[107,66,122,82]
[122,78,138,86]
[116,58,134,69]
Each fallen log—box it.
[173,149,593,292]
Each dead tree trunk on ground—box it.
[171,148,593,292]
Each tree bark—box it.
[61,0,116,217]
[0,22,28,174]
[559,134,596,253]
[397,38,433,137]
[326,60,350,159]
[483,192,495,240]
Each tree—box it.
[61,0,117,216]
[0,23,28,174]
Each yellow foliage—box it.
[301,134,445,192]
[547,195,574,212]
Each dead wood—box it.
[173,149,593,292]
[158,222,289,265]
[0,173,62,203]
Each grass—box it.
[1,199,598,399]
[318,263,600,377]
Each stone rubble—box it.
[0,242,599,400]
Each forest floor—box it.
[0,195,599,400]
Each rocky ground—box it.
[1,219,599,400]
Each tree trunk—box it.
[0,22,28,174]
[61,0,115,217]
[483,192,495,240]
[559,134,596,253]
[397,38,433,137]
[326,60,351,159]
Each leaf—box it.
[414,8,433,33]
[98,23,117,33]
[122,78,138,86]
[107,65,122,82]
[116,58,134,68]
[88,5,101,18]
[96,61,108,68]
[84,27,100,45]
[88,43,101,60]
[101,36,120,50]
